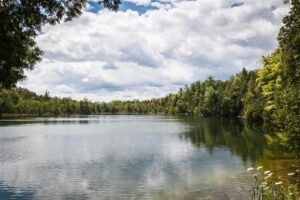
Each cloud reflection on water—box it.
[0,115,290,199]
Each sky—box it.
[18,0,289,102]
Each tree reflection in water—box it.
[179,117,298,163]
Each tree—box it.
[276,0,300,138]
[0,0,121,88]
[243,71,264,122]
[256,50,282,113]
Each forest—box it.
[0,1,299,139]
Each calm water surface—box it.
[0,115,298,200]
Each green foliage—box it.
[257,50,282,112]
[0,69,253,117]
[276,0,300,137]
[243,71,264,122]
[250,0,300,143]
[0,87,96,116]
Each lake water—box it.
[0,115,299,200]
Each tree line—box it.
[0,1,299,138]
[0,52,298,132]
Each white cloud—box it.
[19,0,289,101]
[124,0,152,6]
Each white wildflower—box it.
[264,170,271,175]
[261,182,267,187]
[288,173,295,176]
[275,181,283,185]
[247,167,255,172]
[269,173,273,177]
[263,186,270,190]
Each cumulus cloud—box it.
[19,0,289,101]
[124,0,152,6]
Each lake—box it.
[0,115,299,200]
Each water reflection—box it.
[0,182,34,200]
[0,115,298,200]
[179,117,297,162]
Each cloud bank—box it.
[19,0,289,101]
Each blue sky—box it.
[87,0,157,14]
[19,0,289,101]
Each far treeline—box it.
[0,2,299,137]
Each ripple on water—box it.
[0,116,298,200]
